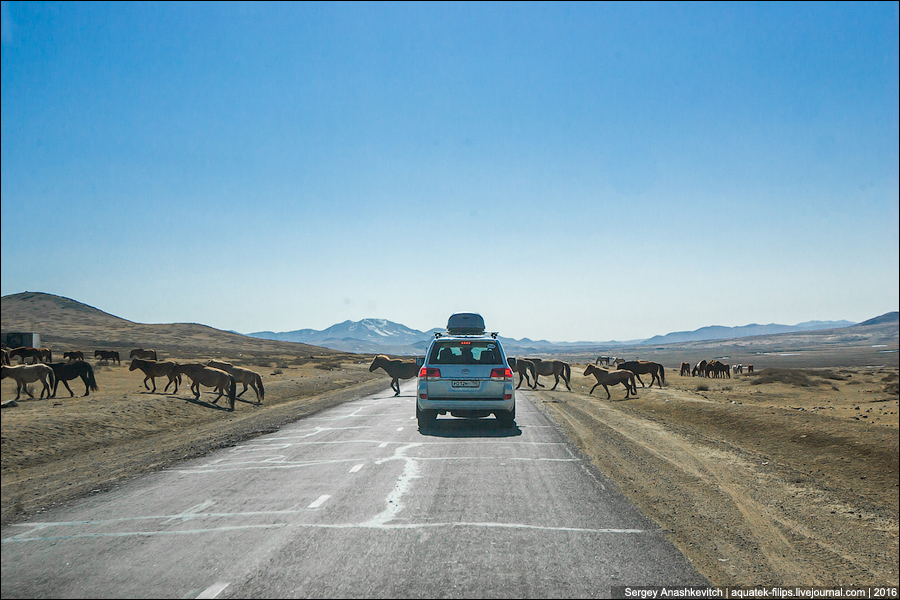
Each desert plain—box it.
[2,292,898,588]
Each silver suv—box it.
[416,313,516,429]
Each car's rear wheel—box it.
[496,407,515,428]
[417,405,437,429]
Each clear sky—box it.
[2,2,898,343]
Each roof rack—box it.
[434,331,499,339]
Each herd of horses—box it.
[680,359,753,378]
[4,342,758,407]
[367,354,670,400]
[2,345,264,412]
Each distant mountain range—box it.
[248,316,876,356]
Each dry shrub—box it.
[696,383,709,392]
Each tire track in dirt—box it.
[528,388,898,586]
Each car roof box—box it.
[447,313,485,335]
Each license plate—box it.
[451,380,479,388]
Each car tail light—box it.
[490,367,513,379]
[419,367,441,379]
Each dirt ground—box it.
[3,357,898,588]
[531,364,899,587]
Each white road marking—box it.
[196,581,229,599]
[378,442,388,448]
[307,495,331,509]
[349,464,364,473]
[161,500,216,524]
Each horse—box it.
[594,356,614,366]
[706,360,730,378]
[369,355,418,396]
[49,361,99,397]
[583,365,636,399]
[747,365,754,374]
[680,362,691,376]
[129,358,181,393]
[39,348,52,363]
[9,347,44,365]
[63,351,85,362]
[507,358,537,389]
[617,360,665,388]
[1,364,56,400]
[94,350,121,365]
[694,360,708,378]
[130,348,158,361]
[1,348,9,366]
[527,358,572,391]
[172,363,236,411]
[207,360,265,403]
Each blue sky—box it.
[2,1,898,342]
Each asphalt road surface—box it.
[2,381,706,598]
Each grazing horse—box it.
[617,360,666,388]
[9,347,44,365]
[64,351,85,362]
[49,361,99,397]
[369,355,418,396]
[129,358,181,393]
[680,362,691,376]
[1,364,56,400]
[172,363,236,411]
[693,360,708,378]
[94,350,121,365]
[130,348,158,361]
[747,365,754,374]
[705,360,730,379]
[594,356,614,366]
[507,358,537,389]
[207,360,265,403]
[1,348,9,366]
[583,365,636,399]
[527,358,572,391]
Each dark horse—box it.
[527,358,572,391]
[94,350,121,365]
[617,360,666,388]
[130,348,158,361]
[49,361,99,397]
[507,357,537,389]
[9,347,44,364]
[369,355,419,396]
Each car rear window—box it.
[429,341,501,365]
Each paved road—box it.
[2,381,706,598]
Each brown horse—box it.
[207,360,265,403]
[9,347,44,365]
[583,365,637,399]
[507,358,537,389]
[1,364,56,400]
[1,348,9,366]
[527,358,572,391]
[747,365,754,374]
[693,360,707,378]
[94,350,121,365]
[49,361,99,397]
[369,355,418,396]
[172,363,236,410]
[130,348,158,361]
[129,358,181,393]
[617,360,665,388]
[64,350,85,362]
[680,362,691,376]
[706,360,730,378]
